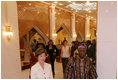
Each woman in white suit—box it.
[31,48,53,79]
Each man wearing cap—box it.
[64,45,98,79]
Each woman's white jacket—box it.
[31,62,53,79]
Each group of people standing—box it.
[30,39,97,79]
[64,40,97,79]
[30,39,58,78]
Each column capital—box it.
[86,16,91,19]
[49,4,56,9]
[72,12,76,16]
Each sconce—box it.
[86,34,91,38]
[52,33,57,37]
[73,32,77,38]
[73,32,77,41]
[96,32,98,36]
[52,30,57,38]
[4,25,13,41]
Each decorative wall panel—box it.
[55,8,72,34]
[17,1,50,40]
[75,15,85,39]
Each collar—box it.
[37,62,46,71]
[78,56,87,60]
[88,45,91,48]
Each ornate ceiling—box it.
[17,1,97,20]
[17,1,97,40]
[44,1,97,20]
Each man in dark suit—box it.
[86,40,95,62]
[92,39,96,65]
[71,41,76,57]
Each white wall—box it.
[1,1,30,79]
[97,1,117,79]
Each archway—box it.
[56,24,71,45]
[76,31,84,42]
[34,26,49,44]
[20,26,49,70]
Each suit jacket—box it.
[86,45,95,58]
[31,62,53,79]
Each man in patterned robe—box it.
[64,45,97,79]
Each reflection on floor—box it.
[54,61,63,79]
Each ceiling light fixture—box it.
[54,1,57,3]
[59,3,63,5]
[86,1,90,3]
[88,11,91,13]
[72,2,76,5]
[28,3,32,6]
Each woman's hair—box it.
[63,40,67,43]
[48,40,53,45]
[72,41,75,44]
[38,43,45,49]
[35,48,47,58]
[86,40,91,45]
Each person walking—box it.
[46,40,58,77]
[64,45,97,79]
[60,40,71,76]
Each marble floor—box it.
[54,61,64,79]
